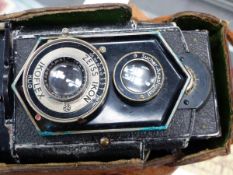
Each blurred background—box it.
[1,0,233,62]
[0,0,232,175]
[1,0,233,29]
[1,0,233,28]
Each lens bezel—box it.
[113,52,164,102]
[22,38,109,123]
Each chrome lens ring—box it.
[113,52,164,102]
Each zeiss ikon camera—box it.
[0,21,220,163]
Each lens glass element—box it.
[45,58,86,101]
[121,60,156,93]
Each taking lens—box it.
[44,57,86,101]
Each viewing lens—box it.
[121,60,156,93]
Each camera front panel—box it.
[12,27,191,135]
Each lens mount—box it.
[22,38,109,123]
[113,52,164,102]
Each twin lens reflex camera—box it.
[0,21,220,163]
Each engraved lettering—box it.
[33,62,45,99]
[83,82,99,103]
[27,75,33,88]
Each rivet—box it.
[99,46,106,53]
[100,137,110,147]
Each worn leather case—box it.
[0,3,232,175]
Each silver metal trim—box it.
[13,25,182,40]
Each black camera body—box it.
[0,21,220,163]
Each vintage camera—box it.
[0,21,220,163]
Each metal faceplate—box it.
[12,25,190,135]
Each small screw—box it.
[62,28,69,35]
[184,99,189,105]
[100,137,110,147]
[35,114,42,121]
[140,95,145,99]
[99,46,106,53]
